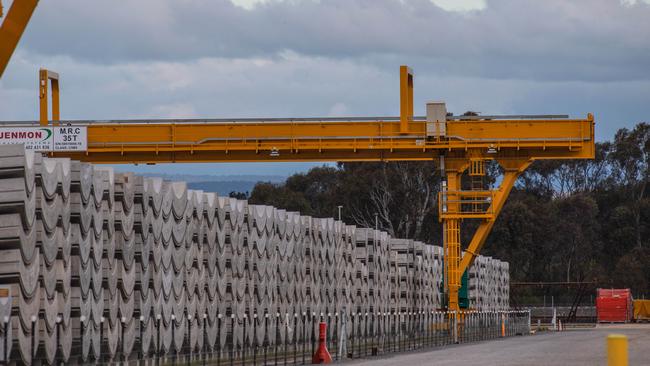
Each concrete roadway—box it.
[344,324,650,366]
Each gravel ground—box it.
[343,324,650,366]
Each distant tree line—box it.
[247,123,650,299]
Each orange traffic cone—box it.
[312,322,332,364]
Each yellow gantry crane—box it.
[1,1,595,312]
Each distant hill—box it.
[132,173,285,196]
[139,173,285,184]
[187,180,258,196]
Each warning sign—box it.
[0,126,87,151]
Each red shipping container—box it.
[596,288,633,323]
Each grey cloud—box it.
[15,0,650,82]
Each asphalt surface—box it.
[343,324,650,366]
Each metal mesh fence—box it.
[11,310,530,364]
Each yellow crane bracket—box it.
[39,69,60,126]
[400,65,414,134]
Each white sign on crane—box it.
[0,126,87,151]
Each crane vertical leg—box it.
[445,218,461,311]
[442,167,465,312]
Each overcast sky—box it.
[1,0,648,176]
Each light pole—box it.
[337,206,343,221]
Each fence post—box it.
[217,314,223,366]
[274,313,279,366]
[412,312,416,349]
[282,313,289,365]
[242,314,247,366]
[453,311,458,344]
[363,312,368,357]
[334,312,339,361]
[467,312,471,343]
[388,312,393,352]
[253,313,258,366]
[3,317,8,364]
[188,314,193,364]
[373,311,378,354]
[327,313,331,357]
[264,313,268,366]
[419,311,423,348]
[382,312,387,353]
[337,311,347,361]
[470,312,475,342]
[353,312,358,357]
[230,314,235,366]
[139,315,144,361]
[203,314,208,366]
[293,313,297,365]
[302,312,307,364]
[397,311,402,352]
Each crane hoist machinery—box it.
[0,0,595,312]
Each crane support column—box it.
[441,159,468,312]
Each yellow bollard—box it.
[607,334,628,366]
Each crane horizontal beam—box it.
[2,115,594,164]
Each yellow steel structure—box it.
[0,0,39,78]
[0,0,596,310]
[36,117,593,164]
[29,68,595,310]
[39,68,60,125]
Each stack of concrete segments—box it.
[114,172,137,359]
[0,145,512,364]
[468,255,510,311]
[132,175,160,357]
[93,166,122,361]
[244,204,273,347]
[207,196,229,352]
[36,156,73,365]
[430,245,443,309]
[70,161,101,362]
[224,197,247,354]
[497,261,509,310]
[0,145,38,365]
[389,238,413,314]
